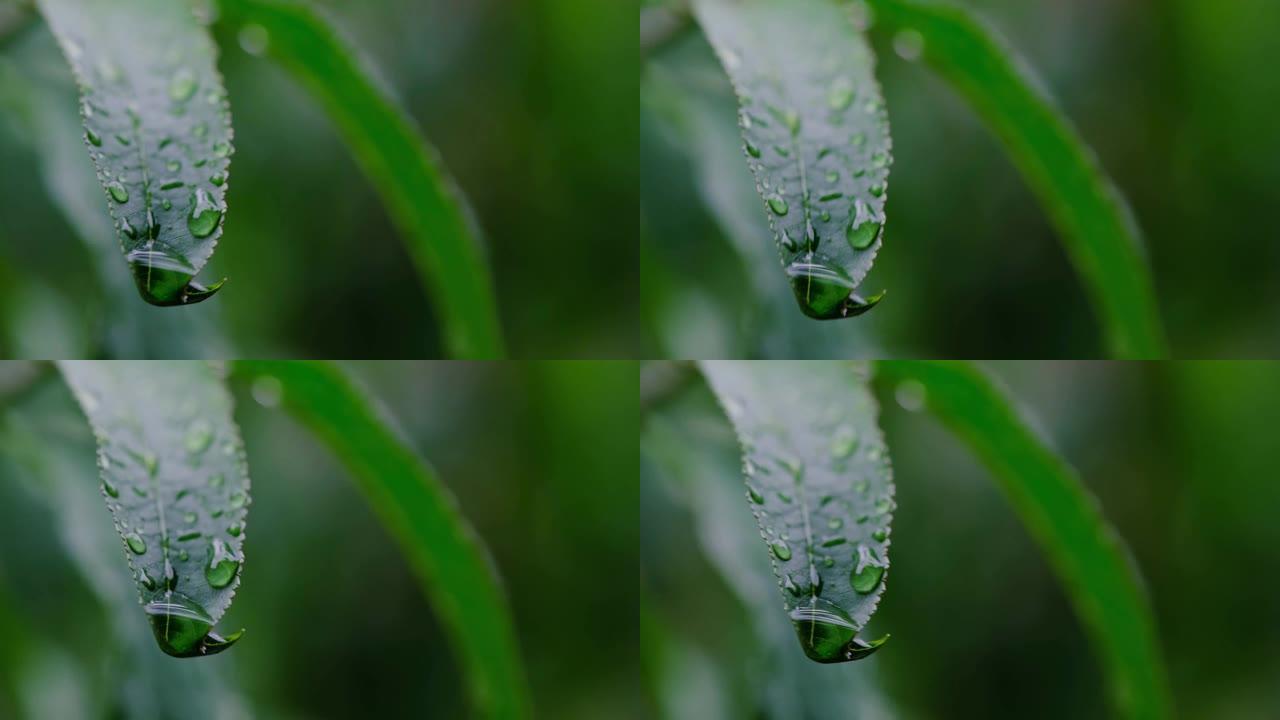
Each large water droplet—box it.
[144,593,244,658]
[789,596,887,663]
[187,188,222,238]
[785,260,886,320]
[126,246,225,306]
[845,219,882,251]
[205,538,240,589]
[767,196,789,216]
[125,532,147,555]
[851,561,885,594]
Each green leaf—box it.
[693,0,891,320]
[865,0,1167,358]
[216,0,505,359]
[57,361,250,659]
[700,360,893,663]
[876,361,1172,719]
[36,0,234,307]
[0,35,228,357]
[641,380,894,717]
[233,361,530,719]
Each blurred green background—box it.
[642,361,1280,718]
[0,360,639,718]
[0,0,637,359]
[641,0,1280,358]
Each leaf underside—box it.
[865,0,1166,357]
[37,0,233,307]
[694,0,892,320]
[59,361,250,658]
[701,360,894,663]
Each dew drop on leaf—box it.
[125,532,147,555]
[107,181,129,203]
[205,538,240,589]
[771,541,792,561]
[187,187,222,238]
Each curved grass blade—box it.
[233,361,530,719]
[700,360,893,663]
[36,0,234,307]
[58,361,251,658]
[217,0,505,359]
[877,361,1172,719]
[693,0,891,320]
[864,0,1167,358]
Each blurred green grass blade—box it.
[36,0,234,307]
[234,361,530,719]
[877,360,1172,720]
[58,361,251,658]
[865,0,1167,358]
[217,0,505,359]
[700,361,894,663]
[693,0,891,320]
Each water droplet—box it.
[238,23,270,56]
[870,183,886,198]
[747,485,765,504]
[823,556,835,568]
[162,198,173,211]
[126,246,224,306]
[209,473,225,488]
[213,141,232,158]
[125,533,147,555]
[164,562,178,591]
[872,151,890,169]
[86,128,102,146]
[144,592,244,657]
[121,216,139,239]
[169,68,198,102]
[178,531,201,542]
[767,196,789,216]
[210,174,225,187]
[185,419,214,454]
[771,541,792,561]
[827,78,854,110]
[193,123,208,139]
[102,478,119,498]
[830,424,859,458]
[140,568,158,591]
[107,182,129,204]
[115,134,131,147]
[781,229,798,253]
[851,562,885,594]
[205,538,240,589]
[745,141,761,158]
[160,180,184,190]
[875,497,894,515]
[187,187,223,239]
[893,29,925,61]
[167,160,182,173]
[825,170,839,184]
[229,491,247,509]
[789,596,887,663]
[827,517,843,530]
[184,512,198,525]
[179,549,190,562]
[783,109,800,135]
[873,528,888,542]
[846,219,881,251]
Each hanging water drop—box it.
[789,596,886,663]
[144,593,244,658]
